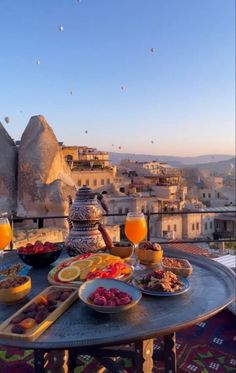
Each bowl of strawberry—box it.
[17,241,63,268]
[78,278,142,313]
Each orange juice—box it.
[0,222,13,250]
[125,217,147,245]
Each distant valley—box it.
[109,152,234,166]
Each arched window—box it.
[66,155,73,162]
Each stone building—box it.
[62,145,116,190]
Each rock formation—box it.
[0,122,17,214]
[17,115,76,227]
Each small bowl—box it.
[0,276,31,304]
[18,247,62,268]
[137,248,163,265]
[162,257,193,278]
[78,278,142,313]
[109,243,133,259]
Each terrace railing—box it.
[7,208,236,250]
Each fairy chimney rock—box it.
[17,115,76,223]
[0,122,17,213]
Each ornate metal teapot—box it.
[65,185,110,256]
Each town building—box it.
[62,145,116,189]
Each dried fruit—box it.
[47,291,61,302]
[35,295,48,306]
[20,318,36,329]
[48,299,57,306]
[35,309,49,324]
[11,314,25,324]
[11,324,25,334]
[47,305,57,312]
[60,292,71,301]
[24,303,37,313]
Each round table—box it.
[0,248,235,373]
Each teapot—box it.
[65,185,111,255]
[69,185,108,222]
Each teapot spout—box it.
[96,193,109,214]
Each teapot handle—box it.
[96,193,109,214]
[98,223,113,249]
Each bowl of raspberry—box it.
[78,278,142,313]
[17,241,62,268]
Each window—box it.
[167,225,170,231]
[107,179,110,184]
[86,179,90,186]
[93,179,97,186]
[141,205,145,212]
[192,223,195,231]
[210,222,213,229]
[78,180,82,186]
[217,192,220,199]
[125,207,129,214]
[118,208,123,214]
[205,222,208,230]
[208,193,211,198]
[203,193,205,198]
[196,222,199,230]
[101,179,105,186]
[66,155,73,163]
[174,224,177,232]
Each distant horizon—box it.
[1,118,234,159]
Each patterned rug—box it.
[0,309,235,373]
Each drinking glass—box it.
[124,212,147,270]
[0,217,13,269]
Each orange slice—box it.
[58,266,80,282]
[80,267,94,281]
[103,258,123,266]
[72,259,93,271]
[91,253,111,260]
[89,256,102,266]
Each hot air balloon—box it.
[121,86,125,91]
[70,91,73,95]
[151,140,154,144]
[150,48,155,53]
[36,60,41,65]
[118,146,122,150]
[85,130,88,134]
[58,25,64,32]
[4,117,10,124]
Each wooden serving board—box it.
[0,285,78,342]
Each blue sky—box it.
[0,0,235,156]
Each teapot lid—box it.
[76,185,95,201]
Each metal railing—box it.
[8,208,236,249]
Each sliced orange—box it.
[58,266,80,282]
[80,267,94,281]
[89,256,102,266]
[71,259,93,271]
[104,258,123,266]
[91,253,111,260]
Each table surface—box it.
[0,248,235,350]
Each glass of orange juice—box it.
[0,217,13,268]
[125,212,147,270]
